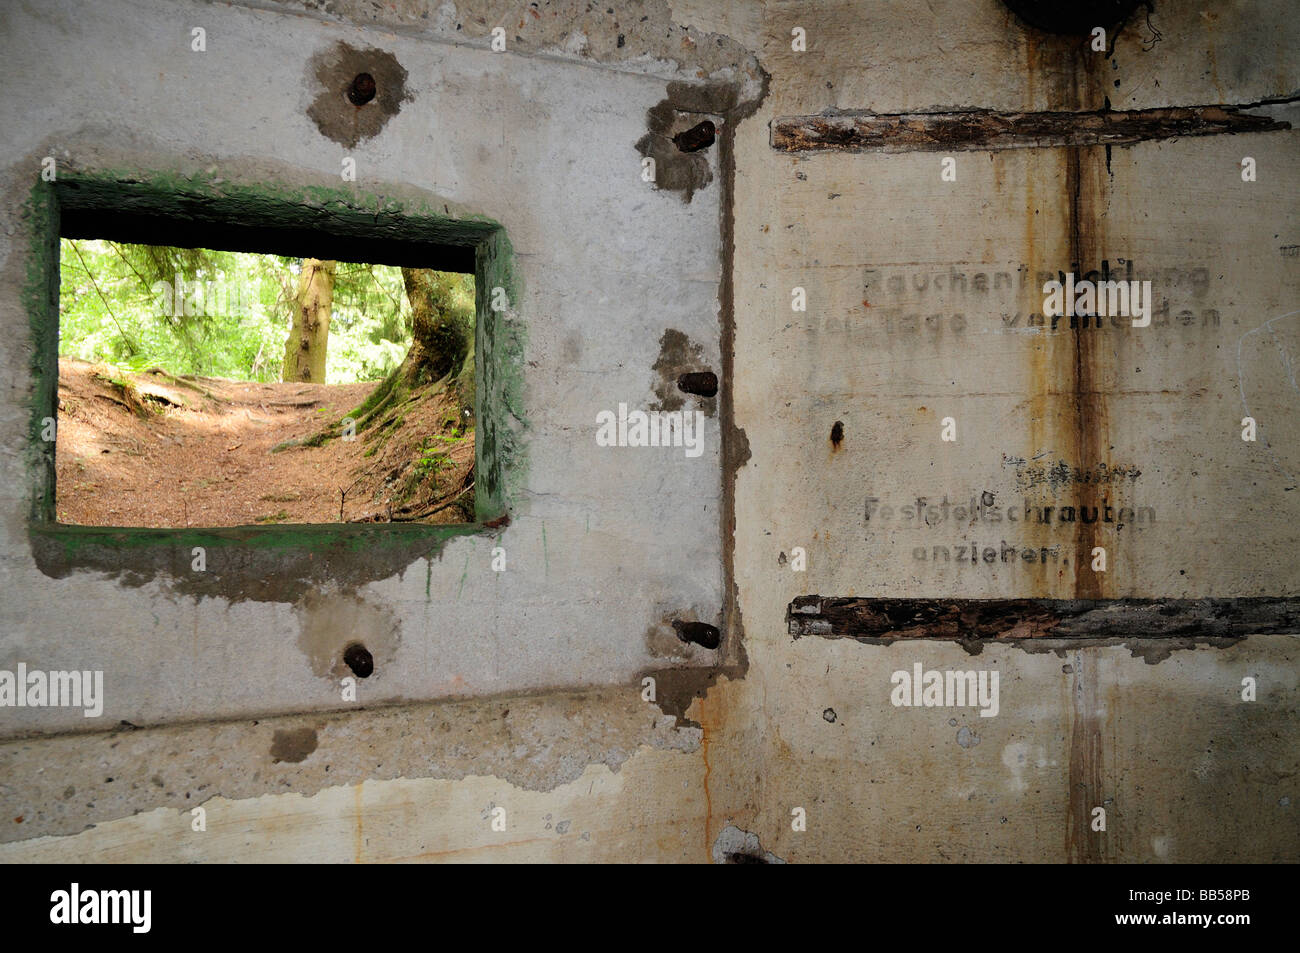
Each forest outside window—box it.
[25,174,519,549]
[55,241,476,527]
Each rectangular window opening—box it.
[29,176,515,544]
[56,239,475,527]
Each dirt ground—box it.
[55,357,475,527]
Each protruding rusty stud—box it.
[348,72,377,106]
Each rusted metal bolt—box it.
[348,72,377,106]
[343,642,374,678]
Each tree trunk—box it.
[398,267,469,385]
[282,258,336,382]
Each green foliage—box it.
[91,367,150,418]
[60,239,281,379]
[412,433,467,483]
[329,261,429,383]
[57,240,471,385]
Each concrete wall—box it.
[723,0,1298,863]
[0,0,1295,862]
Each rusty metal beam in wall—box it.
[787,596,1300,643]
[771,105,1291,154]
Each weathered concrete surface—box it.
[0,0,736,736]
[759,0,1298,115]
[0,0,751,855]
[0,744,711,863]
[0,0,1297,863]
[716,0,1300,863]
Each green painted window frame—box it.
[22,172,525,569]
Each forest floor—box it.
[54,357,475,527]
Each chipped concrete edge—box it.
[0,685,700,843]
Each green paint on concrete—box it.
[457,553,470,599]
[22,180,59,523]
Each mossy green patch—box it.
[23,180,59,523]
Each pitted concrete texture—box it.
[261,0,764,102]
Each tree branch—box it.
[69,240,136,356]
